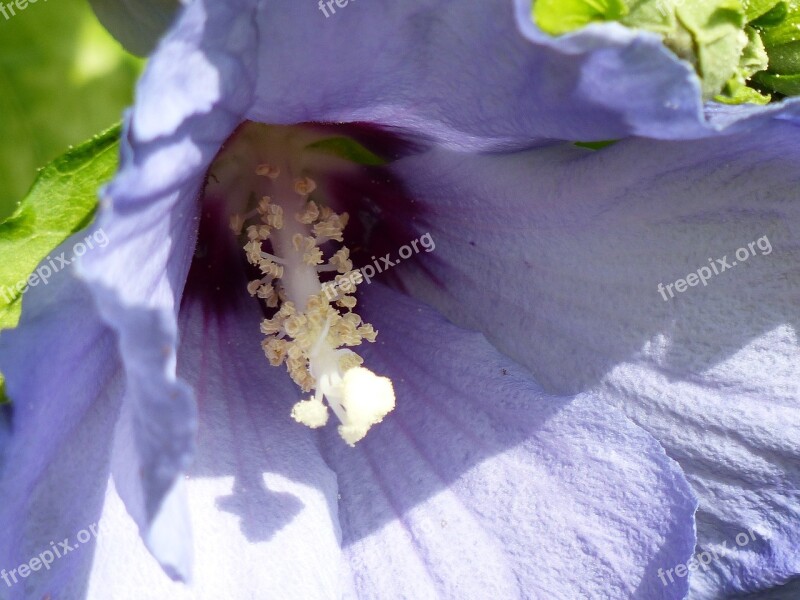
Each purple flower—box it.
[1,1,799,598]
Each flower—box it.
[1,1,799,599]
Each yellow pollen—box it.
[257,196,271,214]
[246,224,271,241]
[255,164,281,179]
[258,259,284,279]
[313,212,349,242]
[294,177,317,196]
[290,397,329,428]
[264,205,283,229]
[329,248,353,273]
[336,295,358,310]
[296,200,320,225]
[244,240,263,264]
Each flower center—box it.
[212,123,395,446]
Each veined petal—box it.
[320,284,697,599]
[86,263,348,599]
[0,263,123,599]
[387,119,800,597]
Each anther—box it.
[255,164,281,179]
[294,177,317,196]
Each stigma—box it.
[223,135,395,446]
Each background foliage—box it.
[0,0,141,219]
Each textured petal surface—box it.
[0,261,123,599]
[127,0,800,153]
[387,120,800,598]
[321,284,697,599]
[86,258,348,599]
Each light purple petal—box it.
[0,405,10,473]
[386,120,800,597]
[320,283,697,599]
[127,0,800,154]
[0,264,123,599]
[74,65,240,575]
[76,189,200,578]
[86,273,349,599]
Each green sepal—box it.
[715,79,772,103]
[716,26,772,103]
[673,1,748,99]
[532,0,628,35]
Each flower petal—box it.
[77,169,201,578]
[0,264,123,599]
[86,269,348,599]
[387,120,800,597]
[74,12,256,567]
[0,404,10,473]
[125,0,800,154]
[320,283,697,599]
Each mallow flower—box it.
[0,1,799,599]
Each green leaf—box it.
[305,137,387,166]
[0,124,118,329]
[532,0,628,35]
[0,125,119,403]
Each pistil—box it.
[228,157,395,446]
